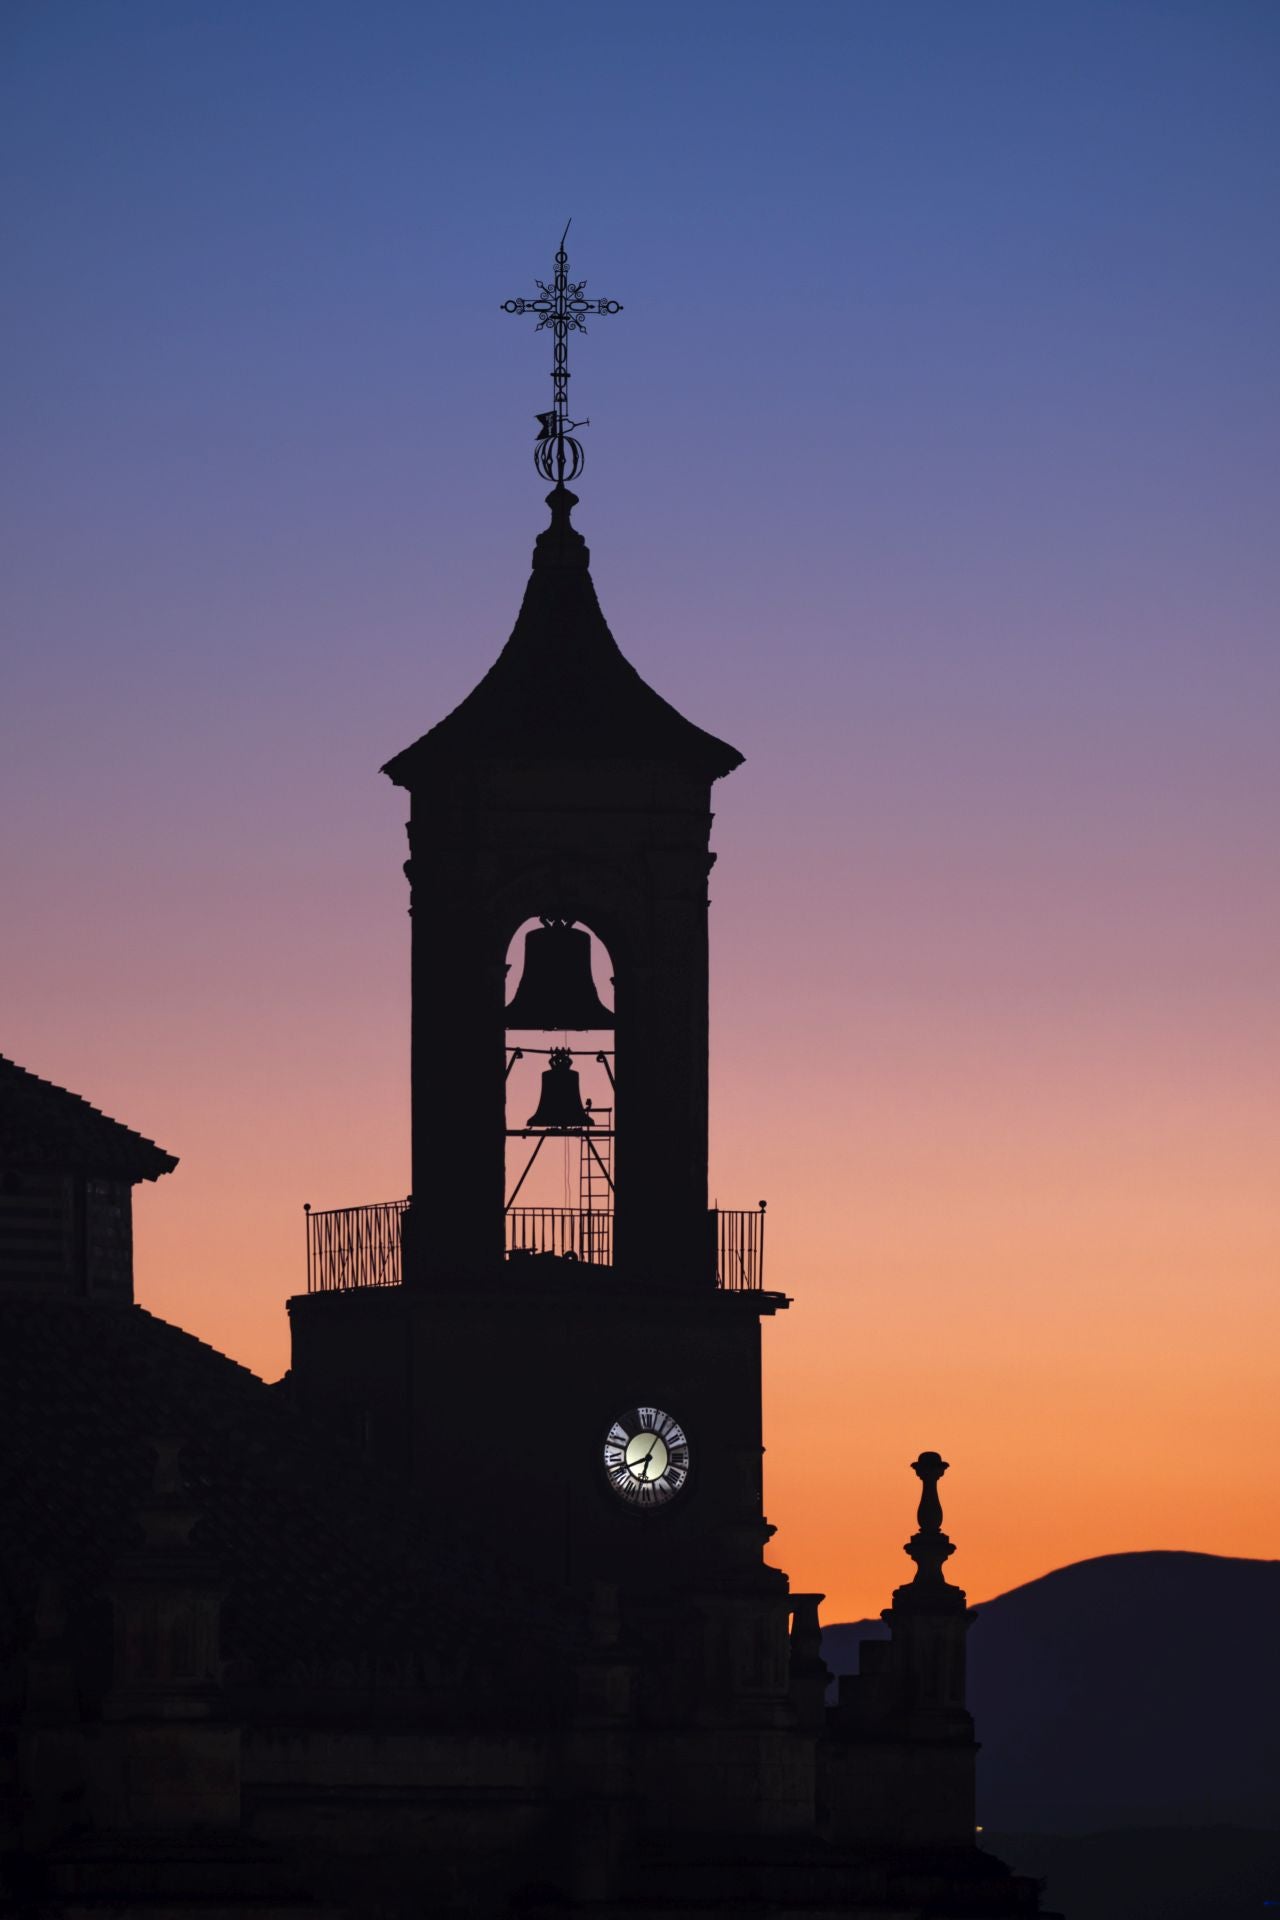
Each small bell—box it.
[526,1048,593,1130]
[506,919,614,1031]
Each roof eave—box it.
[382,732,743,790]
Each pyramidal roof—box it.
[383,487,743,786]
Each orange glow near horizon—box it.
[120,1082,1276,1622]
[38,822,1270,1625]
[128,1148,1275,1621]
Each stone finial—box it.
[904,1450,957,1589]
[532,484,590,571]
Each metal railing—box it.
[715,1201,767,1292]
[305,1199,407,1293]
[304,1200,766,1293]
[507,1206,613,1266]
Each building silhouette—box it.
[1,484,1056,1914]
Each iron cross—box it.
[501,222,622,486]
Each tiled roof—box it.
[0,1299,574,1715]
[0,1055,178,1182]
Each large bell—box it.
[505,918,614,1030]
[526,1048,593,1130]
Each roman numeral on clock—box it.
[602,1407,690,1508]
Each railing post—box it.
[304,1203,311,1293]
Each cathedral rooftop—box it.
[382,486,743,787]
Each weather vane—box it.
[501,222,623,487]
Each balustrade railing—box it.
[304,1200,766,1293]
[715,1200,767,1293]
[507,1206,613,1266]
[304,1199,407,1293]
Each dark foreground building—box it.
[1,372,1056,1919]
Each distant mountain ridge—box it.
[822,1551,1280,1833]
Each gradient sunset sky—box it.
[4,0,1277,1619]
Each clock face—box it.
[603,1406,690,1508]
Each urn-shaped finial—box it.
[904,1450,957,1588]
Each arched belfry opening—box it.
[504,916,616,1264]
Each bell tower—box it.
[289,232,794,1775]
[384,479,744,1292]
[382,225,749,1293]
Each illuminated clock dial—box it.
[603,1407,690,1507]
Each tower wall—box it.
[288,1278,781,1603]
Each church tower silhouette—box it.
[292,461,798,1763]
[279,232,1051,1911]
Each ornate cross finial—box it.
[501,222,622,487]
